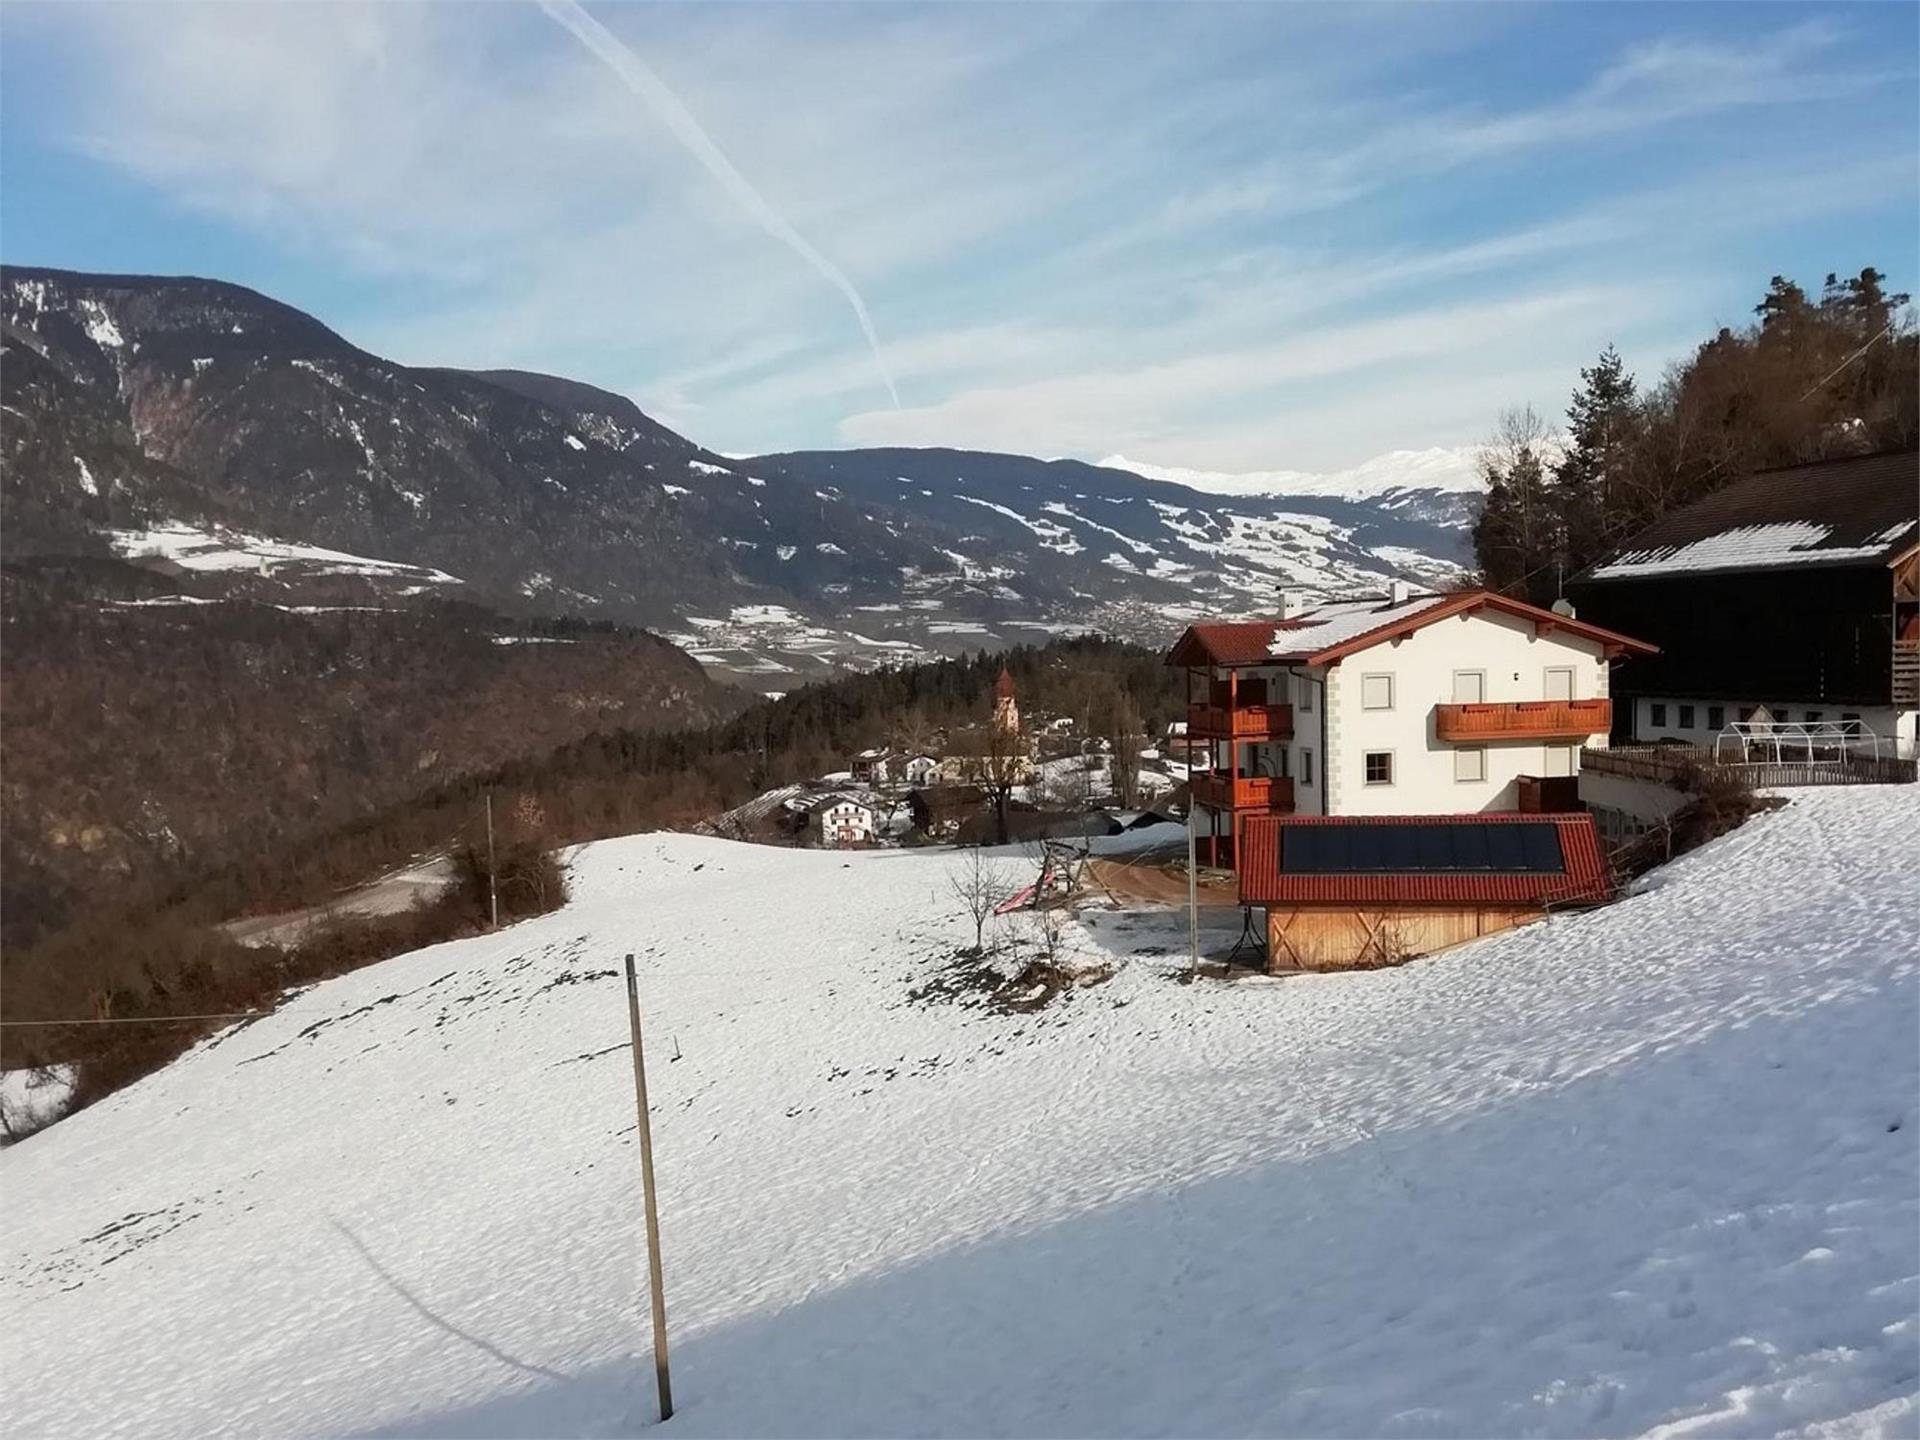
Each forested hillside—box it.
[1474,267,1918,603]
[0,559,739,950]
[2,636,1180,1111]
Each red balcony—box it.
[1433,698,1612,743]
[1190,773,1295,812]
[1187,702,1293,741]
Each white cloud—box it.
[12,3,1914,470]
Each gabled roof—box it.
[1239,813,1610,907]
[808,793,876,816]
[1165,589,1656,668]
[1584,450,1918,582]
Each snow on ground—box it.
[3,790,1915,1438]
[108,522,461,584]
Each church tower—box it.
[991,667,1019,734]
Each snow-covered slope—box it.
[1101,446,1487,502]
[5,791,1915,1438]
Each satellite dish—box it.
[1550,597,1576,618]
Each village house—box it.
[806,794,877,848]
[909,783,990,839]
[849,748,890,785]
[1568,450,1919,758]
[1166,585,1658,865]
[1238,811,1612,971]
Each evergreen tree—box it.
[1471,406,1558,604]
[1550,346,1639,580]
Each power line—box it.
[1799,323,1894,402]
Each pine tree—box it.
[1550,346,1639,580]
[1471,406,1558,604]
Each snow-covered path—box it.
[3,791,1915,1438]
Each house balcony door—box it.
[1453,670,1486,704]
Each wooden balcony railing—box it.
[1187,702,1294,741]
[1895,644,1918,707]
[1433,698,1612,743]
[1190,773,1295,812]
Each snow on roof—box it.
[1584,450,1918,582]
[1589,520,1914,580]
[1265,593,1447,659]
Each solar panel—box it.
[1282,822,1565,874]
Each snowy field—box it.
[3,790,1916,1438]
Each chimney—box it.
[1388,578,1411,606]
[1277,589,1301,620]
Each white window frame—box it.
[1360,673,1395,711]
[1454,746,1487,783]
[1544,666,1576,701]
[1452,669,1486,704]
[1544,745,1576,778]
[1362,750,1395,786]
[1301,748,1315,787]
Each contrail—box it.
[536,0,900,408]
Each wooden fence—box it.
[1581,745,1917,788]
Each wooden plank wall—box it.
[1266,904,1542,972]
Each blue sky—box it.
[3,2,1914,470]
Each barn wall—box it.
[1265,904,1541,972]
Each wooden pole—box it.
[624,954,673,1422]
[485,791,499,930]
[1186,794,1200,977]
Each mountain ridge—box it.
[3,263,1478,685]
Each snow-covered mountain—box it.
[3,266,1478,688]
[1101,445,1487,502]
[4,789,1914,1437]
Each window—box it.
[1738,705,1757,722]
[1452,670,1486,704]
[1299,677,1314,713]
[1364,751,1394,785]
[1678,704,1695,729]
[1707,705,1725,731]
[1301,748,1315,786]
[1454,746,1486,783]
[1841,712,1862,736]
[1650,702,1668,727]
[1544,745,1576,778]
[1360,673,1394,711]
[1544,666,1576,701]
[1804,710,1822,724]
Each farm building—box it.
[1569,450,1918,756]
[1238,812,1611,972]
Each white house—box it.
[807,794,877,848]
[901,754,940,787]
[1166,586,1658,865]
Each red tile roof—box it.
[1238,812,1611,908]
[1166,590,1655,669]
[1165,620,1299,667]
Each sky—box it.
[2,1,1915,471]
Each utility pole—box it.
[485,790,499,930]
[1186,794,1200,977]
[624,954,673,1422]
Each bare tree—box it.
[1106,692,1146,808]
[948,848,1013,954]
